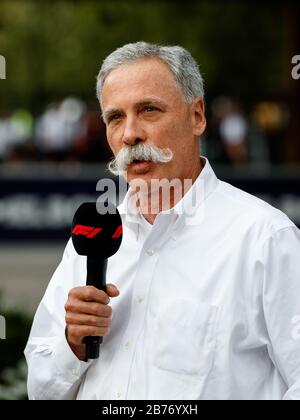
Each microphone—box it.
[71,202,123,360]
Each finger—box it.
[68,286,110,304]
[66,312,111,328]
[106,284,120,297]
[65,300,112,318]
[67,325,111,343]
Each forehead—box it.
[101,58,183,108]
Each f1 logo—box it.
[72,225,102,238]
[72,224,123,239]
[112,225,122,239]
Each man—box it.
[25,42,300,400]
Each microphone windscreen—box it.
[71,202,123,258]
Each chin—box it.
[127,173,153,189]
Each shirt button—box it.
[138,295,144,303]
[70,368,78,377]
[125,341,131,349]
[146,249,155,256]
[117,392,121,398]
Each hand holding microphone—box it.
[65,284,119,362]
[65,202,123,361]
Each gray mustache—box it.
[108,143,173,175]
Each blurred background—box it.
[0,0,299,399]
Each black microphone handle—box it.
[84,256,108,360]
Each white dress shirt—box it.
[25,157,300,400]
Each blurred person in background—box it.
[251,101,289,165]
[209,96,248,166]
[25,42,300,400]
[0,112,12,161]
[0,110,33,162]
[73,104,113,163]
[34,97,86,161]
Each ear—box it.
[191,97,206,136]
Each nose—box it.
[122,115,146,146]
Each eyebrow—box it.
[102,97,168,123]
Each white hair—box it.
[96,41,204,107]
[108,143,173,176]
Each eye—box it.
[143,105,157,113]
[108,114,121,123]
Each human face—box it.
[101,58,206,186]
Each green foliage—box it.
[0,0,284,111]
[0,360,28,400]
[0,299,32,400]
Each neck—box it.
[138,157,203,225]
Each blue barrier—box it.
[0,172,299,241]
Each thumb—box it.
[106,284,120,297]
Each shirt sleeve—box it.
[262,225,300,400]
[24,239,92,400]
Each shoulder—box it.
[212,180,296,238]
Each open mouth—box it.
[128,159,152,173]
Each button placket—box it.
[137,295,144,303]
[146,248,155,256]
[110,249,158,399]
[70,368,78,377]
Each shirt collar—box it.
[118,156,219,238]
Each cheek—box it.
[159,120,187,149]
[150,121,178,146]
[106,129,121,155]
[106,135,114,153]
